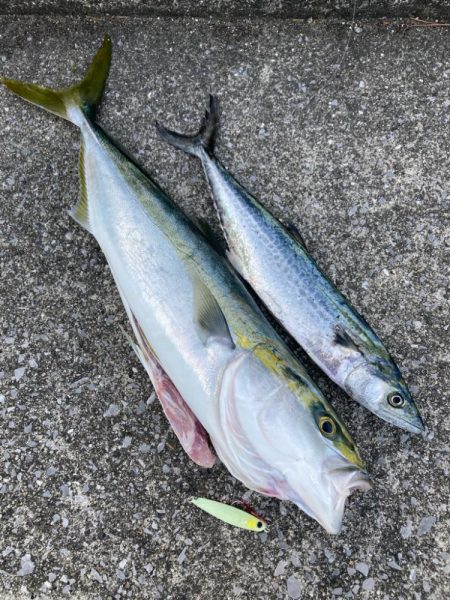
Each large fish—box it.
[156,97,425,434]
[1,38,371,533]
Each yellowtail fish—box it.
[156,96,424,434]
[1,38,371,533]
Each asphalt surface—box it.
[0,13,449,600]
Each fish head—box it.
[272,381,372,535]
[345,362,424,434]
[215,346,371,534]
[279,453,372,535]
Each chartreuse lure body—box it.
[191,498,267,532]
[156,97,425,434]
[1,38,371,534]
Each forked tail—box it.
[155,95,218,158]
[0,35,111,125]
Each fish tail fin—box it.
[0,35,111,126]
[155,94,218,158]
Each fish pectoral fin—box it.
[334,325,363,355]
[287,222,307,249]
[191,272,235,348]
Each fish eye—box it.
[319,415,337,438]
[388,392,405,408]
[256,521,263,529]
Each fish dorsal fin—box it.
[192,273,234,348]
[287,222,307,249]
[334,325,363,355]
[69,141,91,232]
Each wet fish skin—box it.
[1,39,371,534]
[156,96,424,434]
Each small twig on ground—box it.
[408,17,450,28]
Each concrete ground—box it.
[0,12,449,600]
[1,1,450,19]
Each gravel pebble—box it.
[274,560,288,577]
[362,577,375,592]
[287,575,301,599]
[355,562,370,577]
[17,554,35,576]
[103,403,121,417]
[417,516,437,536]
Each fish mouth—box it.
[322,467,372,535]
[377,410,425,434]
[292,466,372,535]
[400,416,425,434]
[330,465,373,495]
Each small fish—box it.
[156,97,425,434]
[2,39,370,534]
[191,497,267,532]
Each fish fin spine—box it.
[1,35,111,125]
[155,95,218,158]
[120,324,149,368]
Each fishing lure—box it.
[191,497,268,532]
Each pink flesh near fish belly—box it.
[150,358,217,468]
[133,316,216,468]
